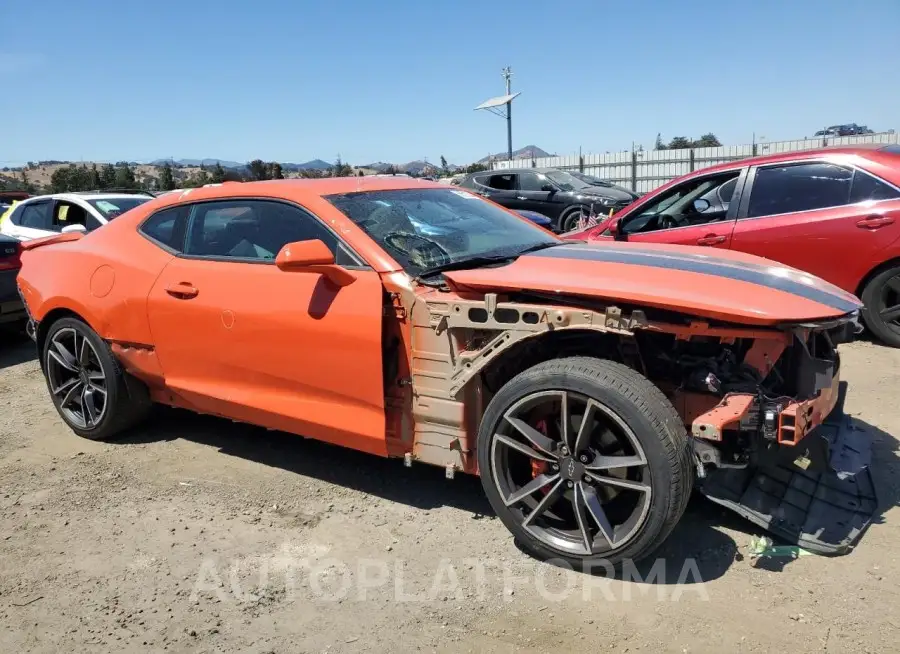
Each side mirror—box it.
[692,198,711,213]
[275,239,356,286]
[61,224,87,234]
[608,217,626,241]
[541,183,555,192]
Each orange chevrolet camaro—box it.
[16,177,874,567]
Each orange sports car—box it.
[16,178,875,567]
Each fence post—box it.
[579,154,584,173]
[630,150,637,192]
[689,148,695,173]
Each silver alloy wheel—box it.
[490,390,652,556]
[46,327,108,430]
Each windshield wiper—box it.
[415,242,561,279]
[416,254,519,279]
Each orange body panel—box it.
[146,258,386,454]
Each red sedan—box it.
[563,144,900,346]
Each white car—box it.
[0,191,153,241]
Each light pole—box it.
[475,67,520,163]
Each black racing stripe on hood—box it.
[530,244,860,313]
[563,243,840,288]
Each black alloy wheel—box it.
[478,357,693,568]
[42,317,151,440]
[861,265,900,348]
[46,326,109,430]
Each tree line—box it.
[654,133,722,150]
[0,155,489,194]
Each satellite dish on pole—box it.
[475,67,518,162]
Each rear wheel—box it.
[477,357,692,569]
[860,265,900,348]
[43,317,150,440]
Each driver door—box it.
[515,171,564,218]
[618,168,747,249]
[145,199,389,456]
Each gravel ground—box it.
[0,334,897,653]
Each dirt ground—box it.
[0,335,897,654]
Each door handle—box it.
[856,215,895,229]
[165,282,199,299]
[696,234,727,246]
[516,196,527,200]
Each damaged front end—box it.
[402,282,875,554]
[656,314,877,554]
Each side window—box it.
[717,177,738,204]
[517,172,549,192]
[51,202,90,232]
[850,170,900,203]
[470,174,492,189]
[486,174,515,191]
[17,202,52,230]
[622,171,739,234]
[140,205,190,251]
[184,200,344,262]
[747,163,852,218]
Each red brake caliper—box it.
[531,419,551,493]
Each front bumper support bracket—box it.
[697,387,878,555]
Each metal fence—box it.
[491,131,900,194]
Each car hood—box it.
[570,186,636,203]
[443,242,861,326]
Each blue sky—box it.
[2,0,898,167]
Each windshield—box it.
[325,188,558,275]
[544,170,590,192]
[87,197,150,220]
[569,171,615,188]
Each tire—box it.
[557,207,585,233]
[42,316,150,440]
[477,356,692,569]
[860,265,900,348]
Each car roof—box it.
[149,177,445,208]
[20,191,153,203]
[682,144,898,176]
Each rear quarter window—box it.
[140,205,189,252]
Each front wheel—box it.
[43,317,150,440]
[557,207,590,233]
[477,357,692,569]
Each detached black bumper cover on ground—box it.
[698,386,877,555]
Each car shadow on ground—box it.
[0,331,36,369]
[121,407,762,583]
[117,383,900,585]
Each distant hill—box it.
[284,159,333,171]
[400,160,439,175]
[477,145,551,164]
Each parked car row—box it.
[15,176,866,566]
[458,168,640,232]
